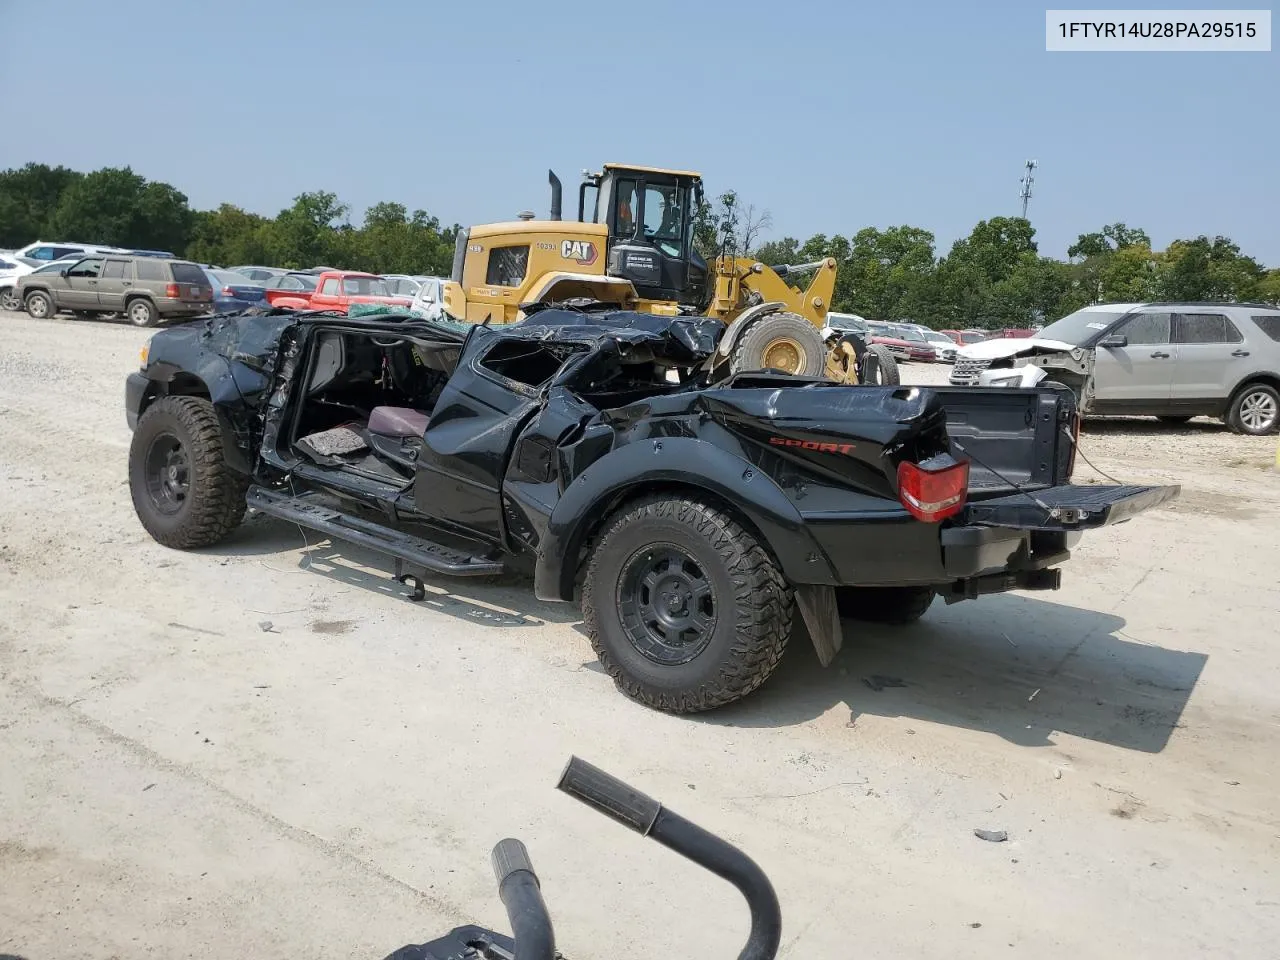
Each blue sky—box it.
[2,0,1276,264]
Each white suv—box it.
[954,302,1280,435]
[9,240,129,265]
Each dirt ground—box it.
[2,310,1279,960]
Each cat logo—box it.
[561,239,598,266]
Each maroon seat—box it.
[368,406,430,438]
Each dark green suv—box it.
[17,255,213,327]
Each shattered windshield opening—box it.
[1036,308,1129,345]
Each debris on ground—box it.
[974,829,1008,843]
[862,675,907,692]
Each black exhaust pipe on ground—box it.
[557,756,783,960]
[548,170,562,221]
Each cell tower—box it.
[1019,159,1038,219]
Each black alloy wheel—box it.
[143,432,191,516]
[616,545,718,665]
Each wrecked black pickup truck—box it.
[124,305,1180,713]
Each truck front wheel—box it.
[582,497,794,712]
[836,586,935,625]
[128,396,248,549]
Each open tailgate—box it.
[962,483,1180,531]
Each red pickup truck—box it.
[265,270,413,313]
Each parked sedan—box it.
[881,323,938,362]
[920,329,959,363]
[206,269,267,312]
[382,274,424,299]
[263,271,320,307]
[941,329,989,347]
[228,265,288,284]
[408,276,448,317]
[864,321,913,361]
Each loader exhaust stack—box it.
[548,170,562,221]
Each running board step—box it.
[246,486,504,577]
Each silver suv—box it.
[16,254,213,327]
[951,302,1280,435]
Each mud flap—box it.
[794,584,843,667]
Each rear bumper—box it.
[804,514,1076,588]
[154,297,211,317]
[797,481,1177,593]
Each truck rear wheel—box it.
[128,396,248,549]
[836,586,935,624]
[582,497,793,712]
[730,312,826,378]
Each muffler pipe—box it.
[557,756,782,960]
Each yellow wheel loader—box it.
[440,164,898,385]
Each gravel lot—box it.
[2,310,1279,959]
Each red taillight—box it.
[165,283,179,298]
[222,286,234,296]
[897,457,969,523]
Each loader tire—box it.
[730,312,826,377]
[128,396,249,549]
[836,586,935,625]
[859,344,900,386]
[583,496,794,713]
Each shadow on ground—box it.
[206,519,1205,753]
[1082,416,1227,436]
[201,515,579,629]
[702,593,1206,754]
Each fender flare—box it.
[715,301,786,357]
[534,436,839,602]
[140,362,254,475]
[533,436,844,665]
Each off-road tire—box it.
[24,290,54,319]
[860,344,901,386]
[836,585,935,625]
[1225,382,1280,436]
[128,396,249,549]
[1157,415,1192,425]
[126,297,159,327]
[730,312,827,377]
[582,497,794,713]
[0,286,18,311]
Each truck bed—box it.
[933,385,1077,497]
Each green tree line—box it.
[0,162,459,278]
[697,191,1279,328]
[3,163,1277,328]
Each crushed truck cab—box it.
[123,304,1179,713]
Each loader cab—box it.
[577,164,708,306]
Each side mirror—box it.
[1098,334,1127,348]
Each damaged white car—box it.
[950,302,1280,435]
